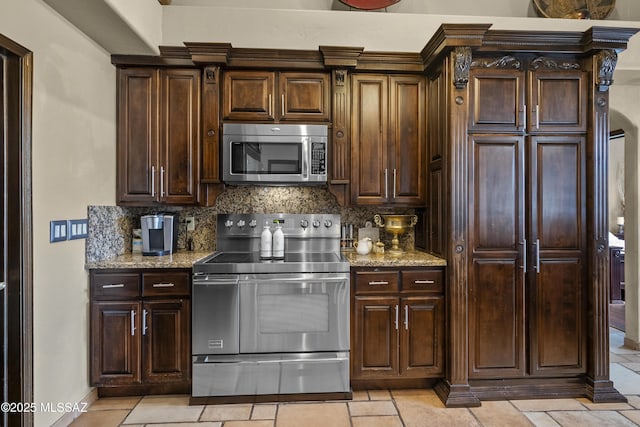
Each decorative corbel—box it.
[596,49,617,92]
[453,47,472,89]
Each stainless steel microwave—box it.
[222,123,328,184]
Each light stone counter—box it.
[86,251,213,270]
[343,250,446,267]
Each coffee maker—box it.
[141,213,179,256]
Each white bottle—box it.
[260,221,272,259]
[272,220,285,259]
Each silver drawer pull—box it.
[414,280,435,284]
[368,281,389,286]
[102,283,125,289]
[152,283,175,288]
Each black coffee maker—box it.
[141,213,179,256]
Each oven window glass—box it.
[231,142,302,175]
[257,294,329,333]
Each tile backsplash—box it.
[86,186,415,262]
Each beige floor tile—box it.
[392,389,480,427]
[622,362,640,372]
[69,409,130,427]
[200,404,252,421]
[275,402,350,427]
[88,396,141,411]
[620,410,640,425]
[510,398,587,412]
[351,415,404,427]
[523,412,562,427]
[368,389,392,400]
[349,400,397,416]
[470,400,533,427]
[123,395,204,424]
[627,396,640,409]
[549,410,638,426]
[611,354,629,363]
[576,397,633,411]
[251,404,277,420]
[144,423,221,427]
[611,363,640,395]
[351,390,370,401]
[224,421,273,427]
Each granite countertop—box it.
[342,250,447,267]
[86,250,213,270]
[87,249,446,270]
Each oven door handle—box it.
[193,275,240,286]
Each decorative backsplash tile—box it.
[87,186,416,262]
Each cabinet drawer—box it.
[355,271,399,294]
[91,273,140,299]
[401,270,444,293]
[143,272,190,297]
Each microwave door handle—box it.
[302,140,309,180]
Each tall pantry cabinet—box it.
[422,24,638,406]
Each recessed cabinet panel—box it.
[353,297,398,378]
[401,296,444,377]
[278,72,330,121]
[223,71,275,121]
[529,70,586,132]
[469,69,524,132]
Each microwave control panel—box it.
[311,142,326,175]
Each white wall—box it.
[0,0,116,425]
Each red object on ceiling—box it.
[338,0,401,10]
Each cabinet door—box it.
[91,301,141,386]
[528,69,587,133]
[468,66,525,133]
[529,135,586,376]
[160,69,200,205]
[400,297,444,377]
[278,72,330,121]
[352,296,398,379]
[223,71,275,121]
[117,68,159,204]
[468,135,526,379]
[389,75,425,205]
[142,300,190,384]
[351,74,388,205]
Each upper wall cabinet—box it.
[223,70,330,122]
[351,74,425,206]
[468,57,587,134]
[117,67,201,206]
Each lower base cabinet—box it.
[90,269,191,395]
[351,267,444,384]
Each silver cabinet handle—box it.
[521,104,527,129]
[268,94,272,117]
[520,239,527,273]
[414,280,434,285]
[394,304,399,330]
[151,165,156,197]
[102,283,125,289]
[281,94,285,117]
[0,281,5,291]
[152,283,175,288]
[130,310,136,336]
[533,239,541,273]
[160,166,165,197]
[393,168,397,198]
[535,104,540,129]
[142,309,148,336]
[368,281,389,286]
[384,168,389,199]
[404,305,409,330]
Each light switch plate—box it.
[68,219,88,240]
[50,220,68,243]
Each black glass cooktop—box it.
[193,251,349,274]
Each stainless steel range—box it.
[192,214,350,398]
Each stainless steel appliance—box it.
[222,123,328,184]
[141,213,178,256]
[192,214,350,398]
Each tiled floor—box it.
[70,328,640,427]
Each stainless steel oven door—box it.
[239,273,349,354]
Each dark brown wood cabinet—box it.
[90,269,191,396]
[419,25,638,406]
[117,67,200,205]
[223,70,330,122]
[351,268,444,386]
[351,74,425,206]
